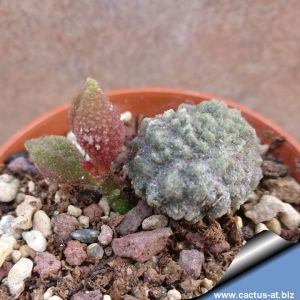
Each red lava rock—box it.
[64,240,87,266]
[71,289,103,300]
[208,241,231,254]
[0,261,13,281]
[178,249,204,279]
[242,226,255,240]
[51,213,78,241]
[34,251,61,279]
[83,203,103,222]
[112,227,172,262]
[116,200,153,236]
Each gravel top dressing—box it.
[0,79,299,300]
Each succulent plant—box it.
[128,100,263,221]
[25,78,129,213]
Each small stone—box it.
[117,200,153,236]
[78,215,90,228]
[51,214,78,241]
[264,177,300,204]
[64,240,87,266]
[112,227,172,262]
[202,278,214,290]
[28,181,35,193]
[22,230,47,252]
[43,287,54,299]
[83,203,103,222]
[16,193,26,204]
[0,215,16,235]
[208,240,231,254]
[48,296,63,300]
[235,216,243,229]
[33,210,52,237]
[11,250,22,263]
[261,160,289,178]
[99,197,110,216]
[7,257,33,297]
[98,224,113,246]
[120,111,133,122]
[71,290,103,300]
[178,249,204,279]
[7,156,37,174]
[103,296,111,300]
[19,244,36,258]
[0,174,20,202]
[265,218,282,235]
[245,195,284,223]
[142,215,169,230]
[0,261,13,281]
[67,205,82,217]
[12,195,42,230]
[167,289,181,300]
[71,229,100,244]
[0,236,15,267]
[242,226,255,240]
[255,223,269,234]
[34,252,61,279]
[280,203,300,229]
[86,243,104,258]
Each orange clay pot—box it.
[0,88,299,182]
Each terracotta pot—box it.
[0,88,299,181]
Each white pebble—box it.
[33,210,52,237]
[103,296,111,300]
[255,223,269,234]
[43,287,54,299]
[27,181,35,193]
[0,174,20,202]
[202,278,214,290]
[0,238,14,267]
[0,215,16,235]
[99,197,110,216]
[7,257,33,297]
[280,203,300,229]
[11,250,22,263]
[142,214,169,230]
[78,215,89,228]
[235,216,243,229]
[265,218,282,235]
[67,205,82,217]
[22,230,47,252]
[16,193,26,204]
[167,289,181,300]
[245,195,284,223]
[120,111,133,122]
[48,296,63,300]
[54,191,61,203]
[12,195,42,230]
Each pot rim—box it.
[0,87,299,162]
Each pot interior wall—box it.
[0,89,299,182]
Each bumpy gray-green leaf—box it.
[128,100,262,222]
[25,136,95,185]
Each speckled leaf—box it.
[70,78,125,179]
[25,136,95,185]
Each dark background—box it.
[1,0,299,144]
